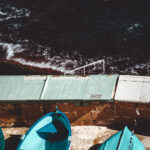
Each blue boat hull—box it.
[17,109,71,150]
[98,126,145,150]
[0,127,5,150]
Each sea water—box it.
[0,0,150,75]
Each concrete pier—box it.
[0,75,150,127]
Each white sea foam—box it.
[125,62,150,75]
[128,23,141,32]
[13,58,67,73]
[0,11,7,15]
[0,42,81,73]
[1,41,150,75]
[0,42,25,60]
[0,6,30,22]
[0,41,104,73]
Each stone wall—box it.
[0,102,150,127]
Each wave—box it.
[0,41,105,74]
[0,42,25,60]
[0,41,150,75]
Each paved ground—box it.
[2,126,150,150]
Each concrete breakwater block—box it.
[115,75,150,103]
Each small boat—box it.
[0,127,5,150]
[17,107,71,150]
[98,126,145,150]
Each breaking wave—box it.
[1,40,150,75]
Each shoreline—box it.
[0,60,63,75]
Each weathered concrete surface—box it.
[2,126,150,150]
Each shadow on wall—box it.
[5,135,21,150]
[108,119,150,136]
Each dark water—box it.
[0,0,150,75]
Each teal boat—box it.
[98,126,145,150]
[0,127,5,150]
[17,107,71,150]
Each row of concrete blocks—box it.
[0,75,149,103]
